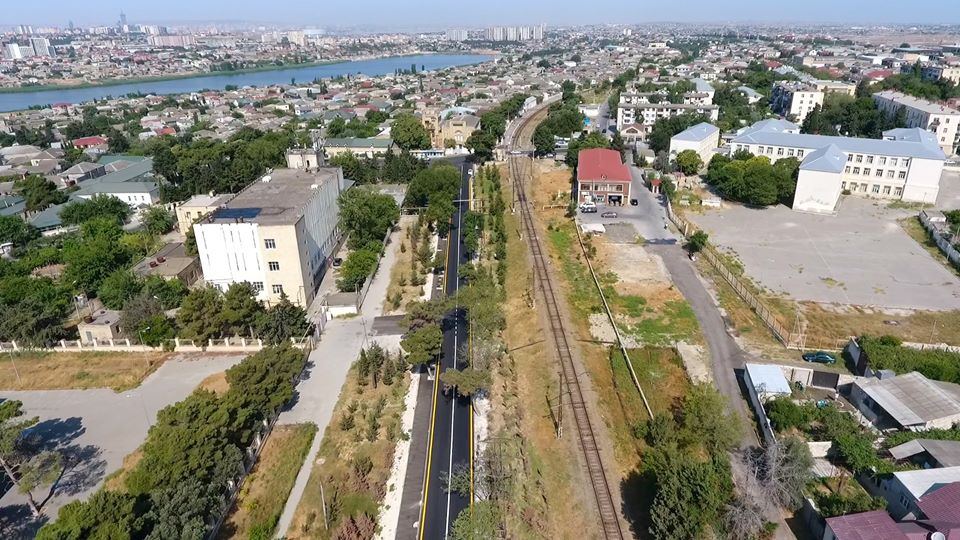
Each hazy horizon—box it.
[5,0,960,28]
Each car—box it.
[601,211,618,218]
[630,198,638,206]
[332,257,343,268]
[580,203,597,213]
[801,351,837,364]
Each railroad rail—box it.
[507,108,624,540]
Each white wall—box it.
[793,169,843,213]
[901,157,944,204]
[195,221,266,292]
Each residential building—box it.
[78,309,124,344]
[848,371,960,431]
[737,85,764,104]
[28,37,52,57]
[483,25,544,42]
[446,29,468,42]
[4,43,22,60]
[323,137,394,159]
[906,63,960,85]
[770,81,824,123]
[824,511,907,540]
[147,35,196,47]
[575,148,631,205]
[616,93,719,140]
[811,79,857,97]
[889,439,960,469]
[194,154,346,307]
[285,147,325,171]
[730,119,945,213]
[875,467,960,519]
[438,113,481,147]
[131,242,201,285]
[669,122,720,164]
[176,193,234,234]
[873,90,960,155]
[72,157,159,206]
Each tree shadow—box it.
[22,417,85,453]
[0,504,47,540]
[49,444,105,499]
[620,467,654,540]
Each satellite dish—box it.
[930,532,946,540]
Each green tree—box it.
[15,175,67,211]
[142,276,188,310]
[0,215,39,246]
[451,500,501,540]
[674,149,703,176]
[401,325,442,366]
[143,206,175,235]
[465,130,497,162]
[221,282,265,336]
[60,194,132,226]
[391,113,431,150]
[440,367,491,397]
[63,218,132,294]
[98,269,144,310]
[120,290,165,335]
[35,490,148,539]
[176,286,224,341]
[256,295,309,344]
[687,230,708,254]
[337,248,379,292]
[0,401,63,516]
[339,190,399,250]
[648,114,708,154]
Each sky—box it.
[6,0,960,28]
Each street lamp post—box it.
[138,326,152,370]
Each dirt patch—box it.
[103,447,144,492]
[0,351,173,392]
[382,215,433,315]
[197,371,230,394]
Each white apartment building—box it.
[731,119,946,213]
[617,93,719,140]
[770,81,824,123]
[29,37,52,57]
[873,90,960,156]
[194,154,345,307]
[669,122,720,164]
[4,43,22,60]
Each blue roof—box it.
[691,78,714,94]
[800,144,846,173]
[214,207,262,220]
[733,121,946,160]
[672,122,719,142]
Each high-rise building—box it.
[119,11,128,27]
[4,43,23,60]
[147,35,196,47]
[484,25,544,42]
[446,28,468,41]
[29,37,52,57]
[16,25,33,35]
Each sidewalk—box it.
[273,226,403,537]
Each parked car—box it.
[580,202,597,213]
[802,351,837,364]
[332,257,343,268]
[630,199,638,206]
[601,211,618,218]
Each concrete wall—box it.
[794,169,842,213]
[195,221,266,294]
[901,157,944,204]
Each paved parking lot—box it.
[689,196,960,311]
[577,165,679,244]
[0,354,243,534]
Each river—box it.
[0,53,494,112]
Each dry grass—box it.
[218,423,317,540]
[491,206,598,539]
[197,371,231,394]
[0,351,172,392]
[382,216,429,315]
[899,216,960,278]
[103,447,144,492]
[287,360,409,539]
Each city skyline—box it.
[4,0,960,28]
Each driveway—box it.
[0,354,244,536]
[688,196,960,311]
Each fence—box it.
[0,336,315,354]
[919,211,960,268]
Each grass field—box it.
[0,351,172,391]
[287,357,409,539]
[218,423,317,540]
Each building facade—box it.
[770,81,824,123]
[873,90,960,155]
[194,154,345,307]
[576,148,632,205]
[616,92,720,140]
[669,122,721,164]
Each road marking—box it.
[444,171,466,538]
[417,232,453,540]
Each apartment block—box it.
[194,153,345,307]
[770,81,824,123]
[730,119,946,213]
[873,90,960,155]
[617,92,720,140]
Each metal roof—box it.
[733,121,946,160]
[825,511,907,540]
[894,466,960,500]
[745,363,792,395]
[800,144,847,173]
[889,439,960,467]
[671,122,719,142]
[856,372,960,427]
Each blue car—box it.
[802,351,837,364]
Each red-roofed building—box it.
[72,136,109,149]
[825,510,908,540]
[576,148,631,206]
[918,481,960,523]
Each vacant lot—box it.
[689,197,960,311]
[219,423,317,540]
[0,351,172,392]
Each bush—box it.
[860,335,960,384]
[765,398,815,432]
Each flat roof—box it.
[745,363,792,395]
[874,90,960,116]
[207,167,341,226]
[180,193,234,209]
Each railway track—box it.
[507,110,624,540]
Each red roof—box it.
[826,511,907,540]
[918,481,960,523]
[765,60,783,69]
[577,148,630,183]
[72,136,108,147]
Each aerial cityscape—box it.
[2,2,960,540]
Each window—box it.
[860,184,868,192]
[863,168,871,176]
[777,147,784,156]
[879,156,887,165]
[890,158,898,166]
[866,156,874,164]
[872,184,880,193]
[252,282,264,292]
[788,149,795,157]
[902,159,910,167]
[898,171,906,180]
[265,239,276,249]
[853,167,860,175]
[272,284,283,294]
[876,169,884,177]
[844,166,851,174]
[847,154,854,162]
[883,186,891,195]
[841,182,847,189]
[856,155,863,163]
[766,147,773,155]
[887,170,895,178]
[268,261,280,271]
[849,183,858,191]
[797,150,804,158]
[895,187,903,196]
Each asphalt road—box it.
[415,159,472,539]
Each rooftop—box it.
[672,122,719,142]
[576,148,630,183]
[889,439,960,468]
[855,371,960,427]
[207,167,342,226]
[324,137,393,148]
[918,481,960,522]
[826,510,907,540]
[874,90,960,116]
[800,144,847,173]
[131,242,196,279]
[179,193,234,209]
[894,466,960,500]
[745,363,792,395]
